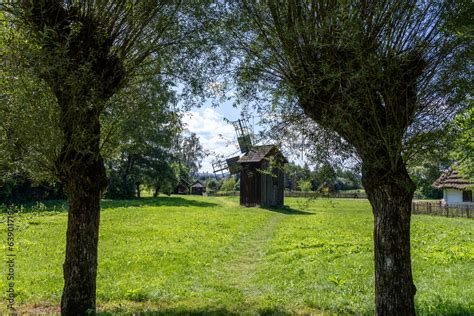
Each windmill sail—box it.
[232,119,252,153]
[212,118,253,177]
[212,156,241,177]
[226,156,241,174]
[212,160,228,177]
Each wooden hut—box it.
[175,178,190,194]
[191,180,206,195]
[433,168,473,204]
[237,145,287,207]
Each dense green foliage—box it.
[0,0,224,191]
[285,162,361,192]
[0,175,64,201]
[104,126,206,199]
[220,177,237,192]
[407,104,473,198]
[0,13,208,202]
[1,196,472,314]
[205,178,221,194]
[450,106,474,182]
[297,180,312,193]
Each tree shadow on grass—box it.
[101,196,218,209]
[100,304,474,316]
[1,196,218,214]
[19,303,474,316]
[98,307,293,316]
[261,205,314,215]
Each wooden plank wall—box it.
[240,163,261,207]
[259,167,284,208]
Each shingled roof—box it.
[191,180,205,188]
[433,169,473,190]
[237,145,287,163]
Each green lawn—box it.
[1,196,473,315]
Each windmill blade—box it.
[232,119,253,153]
[212,160,228,176]
[226,156,241,174]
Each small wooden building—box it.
[237,145,287,207]
[175,178,190,194]
[191,180,206,195]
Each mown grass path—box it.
[223,211,284,298]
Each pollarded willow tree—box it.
[1,1,224,314]
[232,1,471,314]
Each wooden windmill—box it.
[212,118,287,208]
[211,119,252,176]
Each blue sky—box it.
[182,98,306,173]
[182,99,254,172]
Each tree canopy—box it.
[228,1,472,314]
[1,1,227,314]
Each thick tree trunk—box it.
[136,182,141,198]
[57,104,108,315]
[61,173,104,315]
[362,160,417,315]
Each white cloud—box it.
[182,108,240,172]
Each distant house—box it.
[191,180,206,195]
[175,178,190,194]
[433,169,473,204]
[237,145,287,208]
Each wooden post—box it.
[446,206,449,217]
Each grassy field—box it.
[1,196,473,315]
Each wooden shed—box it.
[175,178,190,194]
[191,180,206,195]
[237,145,287,207]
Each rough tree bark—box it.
[61,168,105,315]
[362,156,416,315]
[56,103,108,315]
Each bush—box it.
[206,178,221,193]
[298,180,312,193]
[0,174,65,202]
[221,177,236,191]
